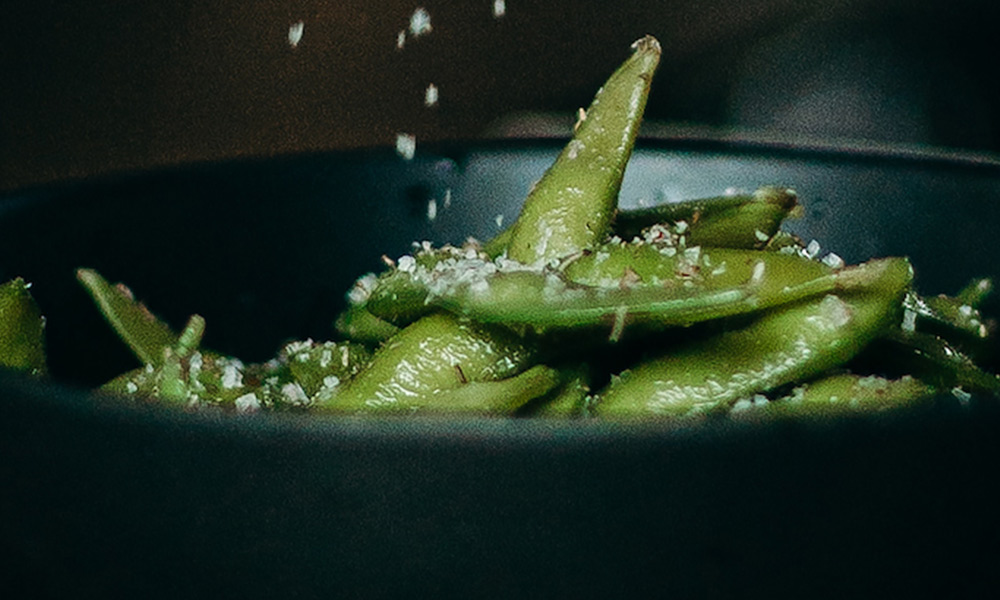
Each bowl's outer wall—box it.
[3,142,1000,598]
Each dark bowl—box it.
[3,139,1000,599]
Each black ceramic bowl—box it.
[3,140,1000,599]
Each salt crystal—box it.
[409,7,432,37]
[235,392,261,413]
[395,133,416,160]
[398,255,417,272]
[424,83,438,107]
[821,252,845,270]
[804,239,821,259]
[493,0,506,18]
[281,382,309,406]
[952,386,972,405]
[221,362,243,390]
[288,21,304,48]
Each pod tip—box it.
[631,35,661,55]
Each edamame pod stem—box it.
[319,312,537,413]
[77,268,179,367]
[613,186,799,249]
[506,36,661,265]
[0,277,47,376]
[592,257,913,418]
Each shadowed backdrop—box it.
[3,0,997,190]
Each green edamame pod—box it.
[733,373,936,420]
[866,329,1000,396]
[102,337,294,412]
[334,303,400,345]
[907,288,993,341]
[423,247,856,334]
[77,268,179,367]
[281,339,371,398]
[506,36,660,264]
[0,277,47,376]
[517,363,592,417]
[417,365,562,415]
[482,226,514,260]
[319,312,537,413]
[614,186,799,249]
[956,277,993,308]
[592,257,913,419]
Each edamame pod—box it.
[77,268,179,367]
[281,339,371,398]
[407,247,854,334]
[867,329,1000,396]
[334,303,400,345]
[319,312,537,413]
[592,257,913,418]
[613,186,799,249]
[0,277,47,376]
[417,365,562,415]
[732,373,936,420]
[506,36,660,265]
[516,363,592,417]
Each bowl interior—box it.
[2,139,1000,386]
[4,140,1000,597]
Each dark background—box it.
[3,0,998,191]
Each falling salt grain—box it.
[396,133,416,160]
[493,0,506,18]
[409,7,432,37]
[288,21,304,48]
[495,214,504,228]
[426,198,438,221]
[424,83,439,107]
[443,188,452,208]
[396,30,406,49]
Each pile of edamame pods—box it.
[2,36,998,420]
